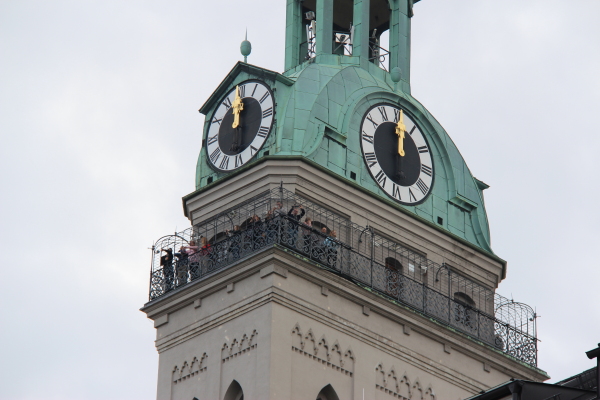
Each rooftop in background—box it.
[556,367,598,393]
[466,343,600,400]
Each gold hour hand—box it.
[395,109,406,157]
[231,85,244,129]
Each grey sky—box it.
[1,1,598,399]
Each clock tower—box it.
[142,1,548,399]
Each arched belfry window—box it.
[454,292,476,308]
[385,257,403,273]
[369,0,391,70]
[316,384,340,400]
[223,380,244,400]
[453,292,476,330]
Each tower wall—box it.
[146,247,543,400]
[144,162,546,400]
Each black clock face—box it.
[206,80,274,172]
[360,104,434,205]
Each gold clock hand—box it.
[231,85,244,129]
[395,110,406,157]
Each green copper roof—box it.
[196,58,494,254]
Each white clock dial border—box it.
[360,104,434,205]
[206,81,274,172]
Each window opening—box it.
[316,384,340,400]
[333,0,354,56]
[369,0,391,70]
[301,0,317,60]
[312,221,330,234]
[224,380,244,400]
[454,292,476,308]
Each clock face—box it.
[206,80,274,172]
[360,104,434,205]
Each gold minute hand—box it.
[395,109,406,157]
[231,85,244,129]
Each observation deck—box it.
[146,188,538,367]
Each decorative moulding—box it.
[376,363,435,400]
[172,353,208,385]
[222,330,258,363]
[291,323,354,376]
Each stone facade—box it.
[142,162,547,399]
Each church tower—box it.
[142,1,548,399]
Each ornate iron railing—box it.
[148,188,538,366]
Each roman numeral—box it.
[421,164,433,176]
[257,126,269,138]
[259,92,269,104]
[366,114,379,129]
[219,155,230,170]
[239,85,246,98]
[416,178,429,195]
[393,108,400,123]
[251,84,258,97]
[362,131,374,144]
[250,145,258,155]
[364,152,378,168]
[418,146,429,153]
[209,148,222,164]
[211,117,222,125]
[409,189,417,202]
[207,135,218,145]
[409,126,417,136]
[262,107,273,118]
[392,183,402,200]
[375,170,387,188]
[235,154,243,168]
[377,106,388,121]
[222,97,232,109]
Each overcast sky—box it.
[1,1,599,399]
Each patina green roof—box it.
[196,58,494,255]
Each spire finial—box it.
[240,29,252,63]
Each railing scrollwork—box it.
[147,188,538,367]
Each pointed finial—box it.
[240,29,252,63]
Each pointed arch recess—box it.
[223,380,244,400]
[316,384,340,400]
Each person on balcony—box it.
[287,204,305,248]
[179,240,199,284]
[174,245,189,286]
[271,201,286,217]
[198,236,212,275]
[249,214,264,249]
[160,248,174,292]
[325,230,339,267]
[227,225,242,260]
[301,217,314,256]
[264,210,278,244]
[314,226,329,262]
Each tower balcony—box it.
[147,188,538,367]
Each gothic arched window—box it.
[316,384,340,400]
[223,380,244,400]
[454,292,476,308]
